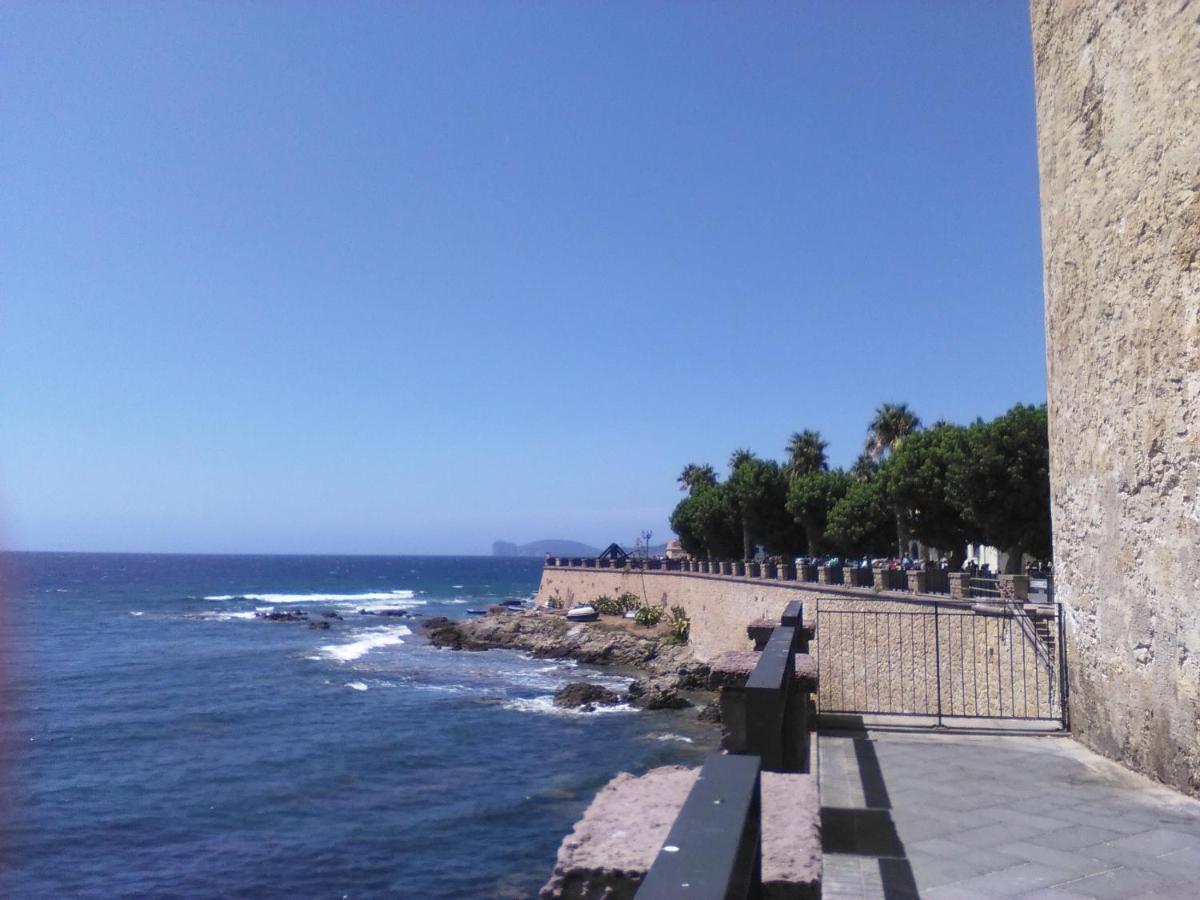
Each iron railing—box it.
[815,599,1067,726]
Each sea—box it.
[0,552,716,898]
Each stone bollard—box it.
[949,571,972,599]
[873,565,890,591]
[844,567,869,588]
[761,561,776,579]
[747,561,761,577]
[733,560,746,577]
[906,570,928,594]
[818,565,842,585]
[777,561,794,581]
[1000,574,1030,602]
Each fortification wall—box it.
[536,568,813,660]
[1031,2,1200,794]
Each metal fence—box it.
[815,599,1067,727]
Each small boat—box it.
[466,608,487,616]
[566,604,598,622]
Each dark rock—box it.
[322,611,343,619]
[308,620,331,630]
[698,699,723,723]
[256,610,307,623]
[628,675,691,710]
[553,682,621,710]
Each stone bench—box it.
[540,764,821,900]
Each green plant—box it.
[633,605,662,627]
[592,595,621,615]
[546,596,563,610]
[616,592,641,613]
[666,605,690,643]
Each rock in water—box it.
[553,682,621,710]
[627,674,691,710]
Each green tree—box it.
[786,468,853,555]
[850,452,879,481]
[726,454,785,559]
[784,430,828,482]
[676,463,717,494]
[948,404,1052,571]
[865,402,922,460]
[668,482,741,559]
[865,402,922,555]
[825,476,895,558]
[882,423,973,567]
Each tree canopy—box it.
[668,403,1053,566]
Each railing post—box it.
[934,602,943,727]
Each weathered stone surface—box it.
[421,613,699,679]
[553,682,621,710]
[625,674,690,710]
[540,766,821,900]
[539,766,697,899]
[1032,1,1200,795]
[535,568,820,660]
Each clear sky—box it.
[1,2,1046,555]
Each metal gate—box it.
[815,599,1068,727]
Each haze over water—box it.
[1,552,713,898]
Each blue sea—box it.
[0,553,714,898]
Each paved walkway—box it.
[819,727,1200,898]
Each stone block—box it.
[907,570,928,594]
[999,574,1029,602]
[541,766,821,900]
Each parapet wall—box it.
[536,567,814,660]
[1031,3,1200,794]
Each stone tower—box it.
[1030,1,1200,795]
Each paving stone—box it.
[994,840,1115,878]
[1052,865,1191,899]
[941,861,1081,895]
[1035,824,1127,851]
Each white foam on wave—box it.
[654,733,695,744]
[502,696,637,717]
[452,584,464,589]
[320,625,411,662]
[194,610,258,622]
[345,681,368,692]
[205,590,418,604]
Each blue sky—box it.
[1,2,1045,555]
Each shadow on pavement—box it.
[821,719,921,899]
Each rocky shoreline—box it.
[422,609,716,713]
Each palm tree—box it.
[865,403,921,556]
[784,430,828,482]
[728,448,756,472]
[866,403,921,460]
[677,463,717,493]
[850,452,879,481]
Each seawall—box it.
[537,567,822,660]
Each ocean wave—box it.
[653,733,695,744]
[204,590,419,605]
[320,626,412,662]
[129,611,144,617]
[345,681,369,692]
[501,696,637,717]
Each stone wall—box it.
[536,569,1059,725]
[1031,2,1200,794]
[536,567,815,660]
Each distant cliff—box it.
[493,539,601,558]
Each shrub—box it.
[616,592,642,613]
[666,605,690,643]
[592,595,620,615]
[633,605,662,627]
[546,596,563,610]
